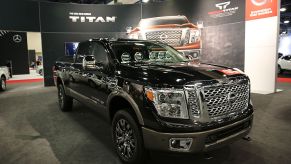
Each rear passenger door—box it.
[69,41,90,95]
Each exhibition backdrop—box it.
[39,0,246,86]
[0,0,280,94]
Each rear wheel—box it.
[57,84,73,112]
[0,76,6,91]
[112,110,148,164]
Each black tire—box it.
[0,76,6,91]
[112,110,148,164]
[278,65,283,74]
[57,84,73,112]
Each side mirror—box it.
[82,55,102,71]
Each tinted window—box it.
[77,42,90,55]
[75,42,90,63]
[90,42,108,64]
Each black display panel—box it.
[0,1,40,32]
[0,31,29,75]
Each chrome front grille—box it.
[145,30,182,46]
[185,89,200,117]
[185,76,250,120]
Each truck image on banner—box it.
[127,15,201,58]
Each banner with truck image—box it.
[35,0,245,86]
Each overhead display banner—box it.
[40,2,141,33]
[246,0,278,20]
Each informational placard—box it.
[245,0,278,21]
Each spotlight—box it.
[284,20,290,24]
[280,8,287,12]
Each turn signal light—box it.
[145,89,154,101]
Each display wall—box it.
[39,0,246,86]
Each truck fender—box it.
[107,90,144,125]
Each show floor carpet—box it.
[0,82,291,164]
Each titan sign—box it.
[69,12,117,23]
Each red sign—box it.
[246,0,278,21]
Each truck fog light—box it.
[169,138,192,152]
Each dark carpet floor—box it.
[0,82,291,164]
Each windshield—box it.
[111,41,190,65]
[138,17,189,27]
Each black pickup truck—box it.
[54,38,253,164]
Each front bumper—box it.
[142,114,253,153]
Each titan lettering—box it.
[69,16,116,23]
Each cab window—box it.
[90,42,109,64]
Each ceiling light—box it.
[142,0,150,3]
[284,20,290,24]
[280,8,287,12]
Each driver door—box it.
[81,41,111,106]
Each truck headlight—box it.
[189,29,200,43]
[145,88,189,119]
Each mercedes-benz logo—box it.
[228,92,237,104]
[160,34,168,41]
[13,34,22,43]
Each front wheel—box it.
[112,110,148,164]
[0,76,6,91]
[57,84,73,112]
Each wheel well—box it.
[1,75,6,80]
[109,96,139,123]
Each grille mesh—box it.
[186,90,200,117]
[185,76,250,119]
[145,30,182,46]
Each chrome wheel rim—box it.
[58,87,64,108]
[115,119,136,160]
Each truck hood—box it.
[117,61,243,87]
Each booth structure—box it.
[0,0,280,94]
